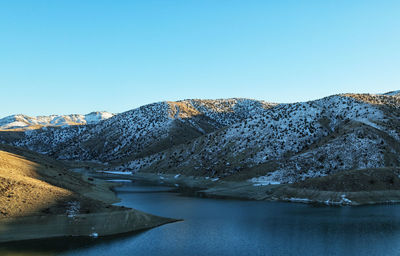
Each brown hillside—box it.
[0,144,117,218]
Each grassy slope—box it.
[0,144,120,218]
[0,144,177,242]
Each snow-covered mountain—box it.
[0,111,114,130]
[117,93,400,184]
[2,99,273,160]
[2,92,400,185]
[383,90,400,96]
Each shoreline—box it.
[92,171,400,206]
[0,208,177,243]
[0,145,179,243]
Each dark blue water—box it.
[2,181,400,256]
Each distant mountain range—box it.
[1,92,400,185]
[0,111,114,130]
[383,90,400,96]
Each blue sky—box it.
[1,0,399,117]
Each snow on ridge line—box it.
[0,111,115,129]
[383,90,400,96]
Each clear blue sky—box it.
[1,0,399,117]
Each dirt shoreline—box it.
[92,171,400,206]
[0,208,177,243]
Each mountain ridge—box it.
[1,92,400,186]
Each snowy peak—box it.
[0,111,114,130]
[84,111,115,124]
[0,114,33,130]
[383,90,400,96]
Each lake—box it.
[2,180,400,256]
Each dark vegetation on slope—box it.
[292,168,400,192]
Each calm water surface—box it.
[2,181,400,256]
